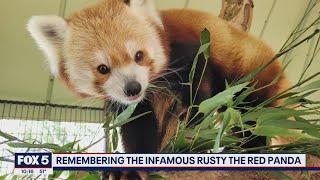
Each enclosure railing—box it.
[0,99,106,123]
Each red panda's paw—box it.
[102,171,148,180]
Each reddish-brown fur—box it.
[61,1,162,98]
[161,9,290,105]
[60,6,290,106]
[57,4,291,149]
[29,1,318,179]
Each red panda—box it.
[27,0,290,179]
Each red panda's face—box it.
[28,0,167,105]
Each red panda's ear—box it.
[27,16,67,76]
[129,0,163,27]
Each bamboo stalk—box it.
[259,0,277,38]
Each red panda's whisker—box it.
[151,67,183,81]
[146,88,172,97]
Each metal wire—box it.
[0,99,107,175]
[0,99,105,123]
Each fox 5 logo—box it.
[15,153,52,168]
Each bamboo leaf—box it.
[197,129,218,139]
[213,109,232,152]
[107,111,151,131]
[112,128,119,151]
[174,130,188,151]
[234,85,255,106]
[200,28,210,45]
[61,140,80,150]
[271,172,293,180]
[0,130,19,141]
[199,82,249,114]
[195,111,218,131]
[259,119,314,129]
[149,172,166,180]
[254,126,315,138]
[244,108,312,122]
[0,156,14,163]
[67,171,77,180]
[0,174,9,179]
[104,103,138,128]
[189,43,211,82]
[200,28,211,60]
[296,79,320,92]
[49,171,64,179]
[82,173,101,180]
[254,126,300,137]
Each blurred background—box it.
[0,0,319,106]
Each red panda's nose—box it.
[124,81,142,97]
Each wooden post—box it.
[219,0,254,32]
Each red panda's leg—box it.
[120,101,160,153]
[105,102,159,180]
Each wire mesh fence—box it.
[0,99,107,176]
[0,99,106,123]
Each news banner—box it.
[14,153,319,175]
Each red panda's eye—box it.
[97,64,110,75]
[135,51,144,63]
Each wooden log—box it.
[219,0,254,32]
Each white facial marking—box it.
[65,60,97,96]
[126,1,166,74]
[95,50,111,66]
[125,40,140,59]
[103,63,149,105]
[144,31,166,73]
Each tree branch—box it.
[219,0,254,32]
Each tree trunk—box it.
[219,0,254,32]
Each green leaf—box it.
[244,108,312,122]
[259,119,316,130]
[0,156,14,163]
[213,108,232,152]
[174,130,188,151]
[104,103,138,128]
[253,126,313,138]
[200,28,210,45]
[107,111,151,131]
[228,108,242,125]
[189,43,211,82]
[67,171,77,180]
[49,171,64,179]
[234,85,255,106]
[61,140,80,150]
[82,173,101,180]
[296,79,320,92]
[200,28,211,60]
[195,111,218,130]
[199,82,249,114]
[197,129,218,139]
[112,128,119,151]
[258,119,320,138]
[0,174,9,180]
[283,90,318,106]
[149,172,166,180]
[0,130,19,141]
[271,172,292,180]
